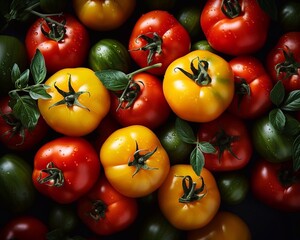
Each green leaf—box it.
[283,115,300,137]
[14,69,30,89]
[190,146,205,176]
[11,95,40,130]
[95,70,129,91]
[269,108,286,132]
[270,81,285,107]
[198,141,216,154]
[29,85,51,100]
[30,49,47,84]
[11,63,21,83]
[281,90,300,112]
[257,0,278,21]
[175,117,197,144]
[292,135,300,171]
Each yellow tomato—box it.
[158,164,220,230]
[163,50,234,122]
[187,211,252,240]
[38,67,110,136]
[72,0,136,31]
[100,125,170,198]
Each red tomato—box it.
[77,175,138,235]
[0,216,48,240]
[197,112,253,171]
[227,56,273,119]
[251,159,300,212]
[25,13,90,74]
[128,10,191,76]
[200,0,270,56]
[32,136,100,204]
[266,31,300,92]
[110,72,171,129]
[0,96,49,151]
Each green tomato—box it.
[216,171,249,205]
[191,40,217,53]
[88,38,131,73]
[251,114,296,163]
[279,1,300,32]
[0,154,36,213]
[0,35,27,96]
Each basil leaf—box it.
[31,49,47,84]
[282,90,300,112]
[190,146,205,176]
[29,85,51,100]
[95,70,129,91]
[175,117,197,144]
[198,141,216,154]
[270,80,285,107]
[269,108,285,132]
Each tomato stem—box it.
[89,200,107,221]
[177,175,206,203]
[37,162,64,187]
[221,0,241,18]
[275,47,300,80]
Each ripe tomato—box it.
[72,0,136,31]
[109,72,171,129]
[25,13,90,74]
[128,10,191,76]
[200,0,270,56]
[163,50,234,123]
[38,67,110,137]
[187,211,251,240]
[77,175,138,235]
[266,31,300,92]
[100,125,170,198]
[227,56,273,119]
[32,136,100,204]
[0,216,48,240]
[158,164,220,230]
[251,159,300,212]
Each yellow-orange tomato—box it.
[158,164,220,230]
[72,0,136,31]
[163,50,234,122]
[187,211,252,240]
[38,68,110,136]
[100,125,170,198]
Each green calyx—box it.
[49,74,90,111]
[178,175,206,203]
[37,162,64,187]
[89,200,107,221]
[221,0,241,18]
[41,15,66,42]
[275,48,300,81]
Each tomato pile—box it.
[0,0,300,239]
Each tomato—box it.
[279,1,300,32]
[227,56,273,119]
[200,0,270,56]
[187,211,251,240]
[158,164,220,230]
[251,159,300,212]
[25,13,90,74]
[216,171,249,205]
[77,175,138,235]
[163,50,234,123]
[266,31,300,92]
[100,125,170,198]
[251,113,296,163]
[0,35,27,96]
[0,96,49,151]
[38,67,110,137]
[191,40,217,53]
[72,0,136,31]
[32,136,100,204]
[0,216,48,240]
[0,154,36,213]
[88,38,131,73]
[128,10,191,76]
[109,72,171,129]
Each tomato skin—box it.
[110,72,171,129]
[72,0,136,31]
[38,67,110,137]
[266,32,300,92]
[200,0,270,56]
[163,50,234,123]
[187,211,251,240]
[77,175,138,235]
[100,125,170,198]
[0,216,48,240]
[227,56,273,119]
[251,159,300,212]
[0,96,49,151]
[0,154,36,214]
[128,10,191,76]
[158,164,220,230]
[32,136,100,204]
[25,14,90,74]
